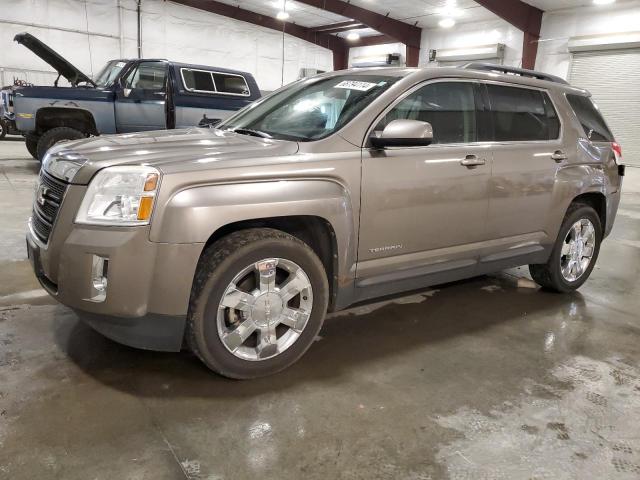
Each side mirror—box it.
[123,88,132,98]
[370,119,433,148]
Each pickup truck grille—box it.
[32,172,69,243]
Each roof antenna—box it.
[83,0,94,83]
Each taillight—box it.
[612,142,622,162]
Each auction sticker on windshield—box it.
[334,80,379,91]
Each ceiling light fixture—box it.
[439,18,456,28]
[593,0,615,4]
[347,32,360,41]
[276,10,290,20]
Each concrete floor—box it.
[1,139,639,480]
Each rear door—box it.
[115,61,168,132]
[480,83,563,261]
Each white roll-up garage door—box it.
[569,49,640,165]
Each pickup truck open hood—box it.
[14,32,95,87]
[54,128,301,184]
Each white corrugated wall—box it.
[0,0,333,92]
[570,48,640,166]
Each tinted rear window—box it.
[566,94,614,142]
[487,85,560,141]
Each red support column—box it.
[406,46,420,67]
[333,46,349,71]
[522,31,540,70]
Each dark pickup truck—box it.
[2,33,261,160]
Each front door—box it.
[358,81,492,285]
[115,61,168,133]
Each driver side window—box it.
[123,62,167,92]
[375,82,477,144]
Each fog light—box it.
[86,255,108,302]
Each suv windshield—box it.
[94,60,127,87]
[218,74,402,141]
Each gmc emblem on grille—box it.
[36,185,49,206]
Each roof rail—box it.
[461,63,569,85]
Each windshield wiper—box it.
[231,128,272,139]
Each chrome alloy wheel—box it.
[560,219,596,282]
[216,258,313,361]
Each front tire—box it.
[187,228,329,379]
[0,119,6,140]
[529,203,602,292]
[25,135,39,159]
[36,127,85,162]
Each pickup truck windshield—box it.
[218,74,401,141]
[94,60,127,87]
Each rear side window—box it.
[212,73,250,95]
[487,85,560,141]
[566,94,614,142]
[181,68,250,96]
[182,69,215,92]
[375,82,477,144]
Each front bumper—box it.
[26,218,203,352]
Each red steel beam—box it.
[474,0,543,69]
[170,0,350,68]
[312,21,364,33]
[294,0,422,66]
[347,34,396,47]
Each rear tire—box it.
[25,135,39,159]
[187,228,329,379]
[529,203,602,292]
[36,127,85,162]
[0,119,6,140]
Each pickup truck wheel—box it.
[529,204,602,292]
[187,228,329,379]
[36,127,85,162]
[0,120,6,140]
[25,135,39,159]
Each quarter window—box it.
[565,94,614,142]
[375,82,477,144]
[181,68,250,96]
[486,85,559,141]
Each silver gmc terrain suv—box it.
[26,64,625,378]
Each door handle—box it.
[460,155,486,168]
[551,151,568,163]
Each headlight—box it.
[75,166,160,226]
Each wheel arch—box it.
[202,216,340,310]
[570,191,607,233]
[35,107,97,135]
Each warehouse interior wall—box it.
[0,0,333,92]
[348,42,407,67]
[419,18,524,68]
[536,0,640,79]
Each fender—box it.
[548,163,609,239]
[14,95,116,134]
[150,178,358,290]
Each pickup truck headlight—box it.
[75,166,160,226]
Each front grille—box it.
[32,172,69,243]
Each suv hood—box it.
[14,33,95,87]
[55,128,300,184]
